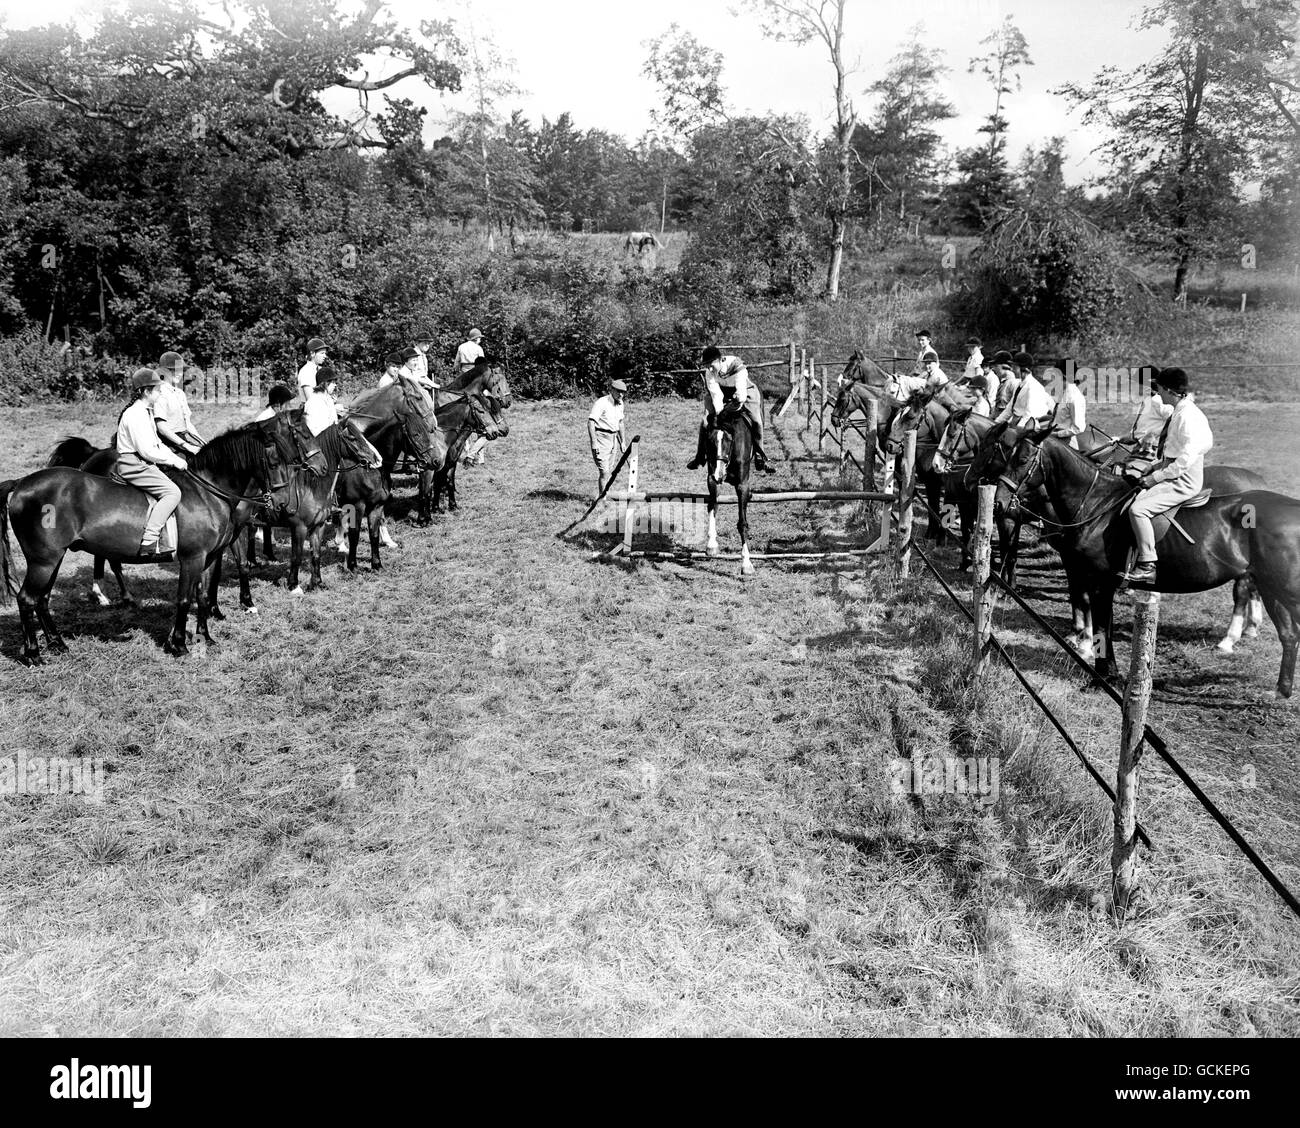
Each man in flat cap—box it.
[588,377,628,496]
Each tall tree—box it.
[740,0,855,301]
[968,16,1033,162]
[853,26,955,231]
[1059,0,1291,299]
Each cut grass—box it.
[0,394,1296,1035]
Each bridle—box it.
[997,437,1140,531]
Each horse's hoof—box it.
[741,564,756,579]
[1245,627,1260,640]
[47,638,69,654]
[289,586,305,596]
[1215,638,1237,654]
[346,563,357,573]
[166,641,189,658]
[244,606,259,616]
[209,607,225,621]
[89,592,110,607]
[21,652,43,667]
[372,562,383,573]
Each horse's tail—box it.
[47,436,99,468]
[0,478,17,605]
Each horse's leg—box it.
[195,561,217,647]
[737,484,754,578]
[262,524,276,561]
[35,554,68,654]
[925,474,943,542]
[1252,584,1299,699]
[446,464,459,512]
[17,558,59,665]
[205,554,225,621]
[368,504,383,572]
[288,525,305,594]
[111,560,136,607]
[229,525,257,612]
[956,493,974,571]
[1217,576,1255,654]
[346,498,361,572]
[246,524,258,567]
[89,556,111,606]
[308,524,324,590]
[421,469,437,521]
[706,482,719,558]
[1092,585,1117,683]
[167,556,199,657]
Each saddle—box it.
[1120,487,1212,546]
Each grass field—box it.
[0,393,1298,1036]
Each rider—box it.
[304,364,343,435]
[154,350,205,453]
[961,336,984,382]
[455,328,485,376]
[377,350,405,389]
[989,350,1014,414]
[914,328,934,372]
[252,384,294,422]
[297,337,328,400]
[686,346,774,473]
[967,374,992,418]
[994,352,1056,430]
[1121,367,1213,586]
[1051,356,1087,448]
[412,331,440,389]
[116,367,188,555]
[1130,368,1174,455]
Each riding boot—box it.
[686,421,709,470]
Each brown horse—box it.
[422,361,512,518]
[705,407,756,578]
[2,413,324,663]
[992,431,1300,697]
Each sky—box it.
[0,0,1168,182]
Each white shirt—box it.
[117,399,185,467]
[705,356,754,414]
[153,382,193,432]
[1131,393,1174,445]
[983,368,1000,409]
[995,372,1055,427]
[297,360,319,391]
[963,348,984,380]
[455,340,484,372]
[970,392,992,418]
[1053,382,1086,436]
[412,351,428,381]
[378,371,396,389]
[304,389,341,436]
[588,395,625,434]
[1149,395,1212,485]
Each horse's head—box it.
[832,357,872,428]
[707,420,736,484]
[933,408,972,475]
[883,390,932,454]
[466,390,508,440]
[968,420,1021,486]
[391,388,443,471]
[483,361,513,410]
[992,431,1047,519]
[270,409,328,480]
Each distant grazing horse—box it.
[625,232,661,254]
[3,414,324,663]
[990,430,1300,697]
[705,406,756,578]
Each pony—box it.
[624,232,661,254]
[991,430,1300,697]
[3,413,324,663]
[704,407,756,578]
[420,360,512,519]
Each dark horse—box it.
[2,413,324,663]
[422,360,512,518]
[831,350,894,453]
[967,420,1268,660]
[224,418,407,611]
[991,430,1300,697]
[704,406,756,578]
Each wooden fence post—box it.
[788,340,797,395]
[863,396,878,492]
[1112,588,1161,917]
[896,429,916,577]
[972,484,996,674]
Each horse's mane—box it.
[47,436,100,468]
[191,423,272,477]
[347,383,399,416]
[314,423,348,468]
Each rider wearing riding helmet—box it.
[1121,367,1213,585]
[687,346,774,473]
[995,352,1056,430]
[154,350,205,453]
[1051,357,1087,448]
[253,384,295,422]
[116,367,187,555]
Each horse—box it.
[624,232,661,254]
[2,413,325,663]
[222,419,395,611]
[704,407,756,578]
[991,431,1300,698]
[420,360,512,518]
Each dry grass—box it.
[0,393,1297,1036]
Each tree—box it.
[740,0,855,300]
[853,26,955,232]
[1059,0,1292,299]
[969,16,1033,162]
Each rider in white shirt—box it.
[994,353,1056,429]
[687,347,774,472]
[1121,367,1213,585]
[1051,357,1087,448]
[455,328,484,375]
[1130,373,1175,454]
[297,337,328,399]
[116,368,188,554]
[304,365,344,435]
[962,337,984,382]
[153,350,204,453]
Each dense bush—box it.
[951,203,1130,339]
